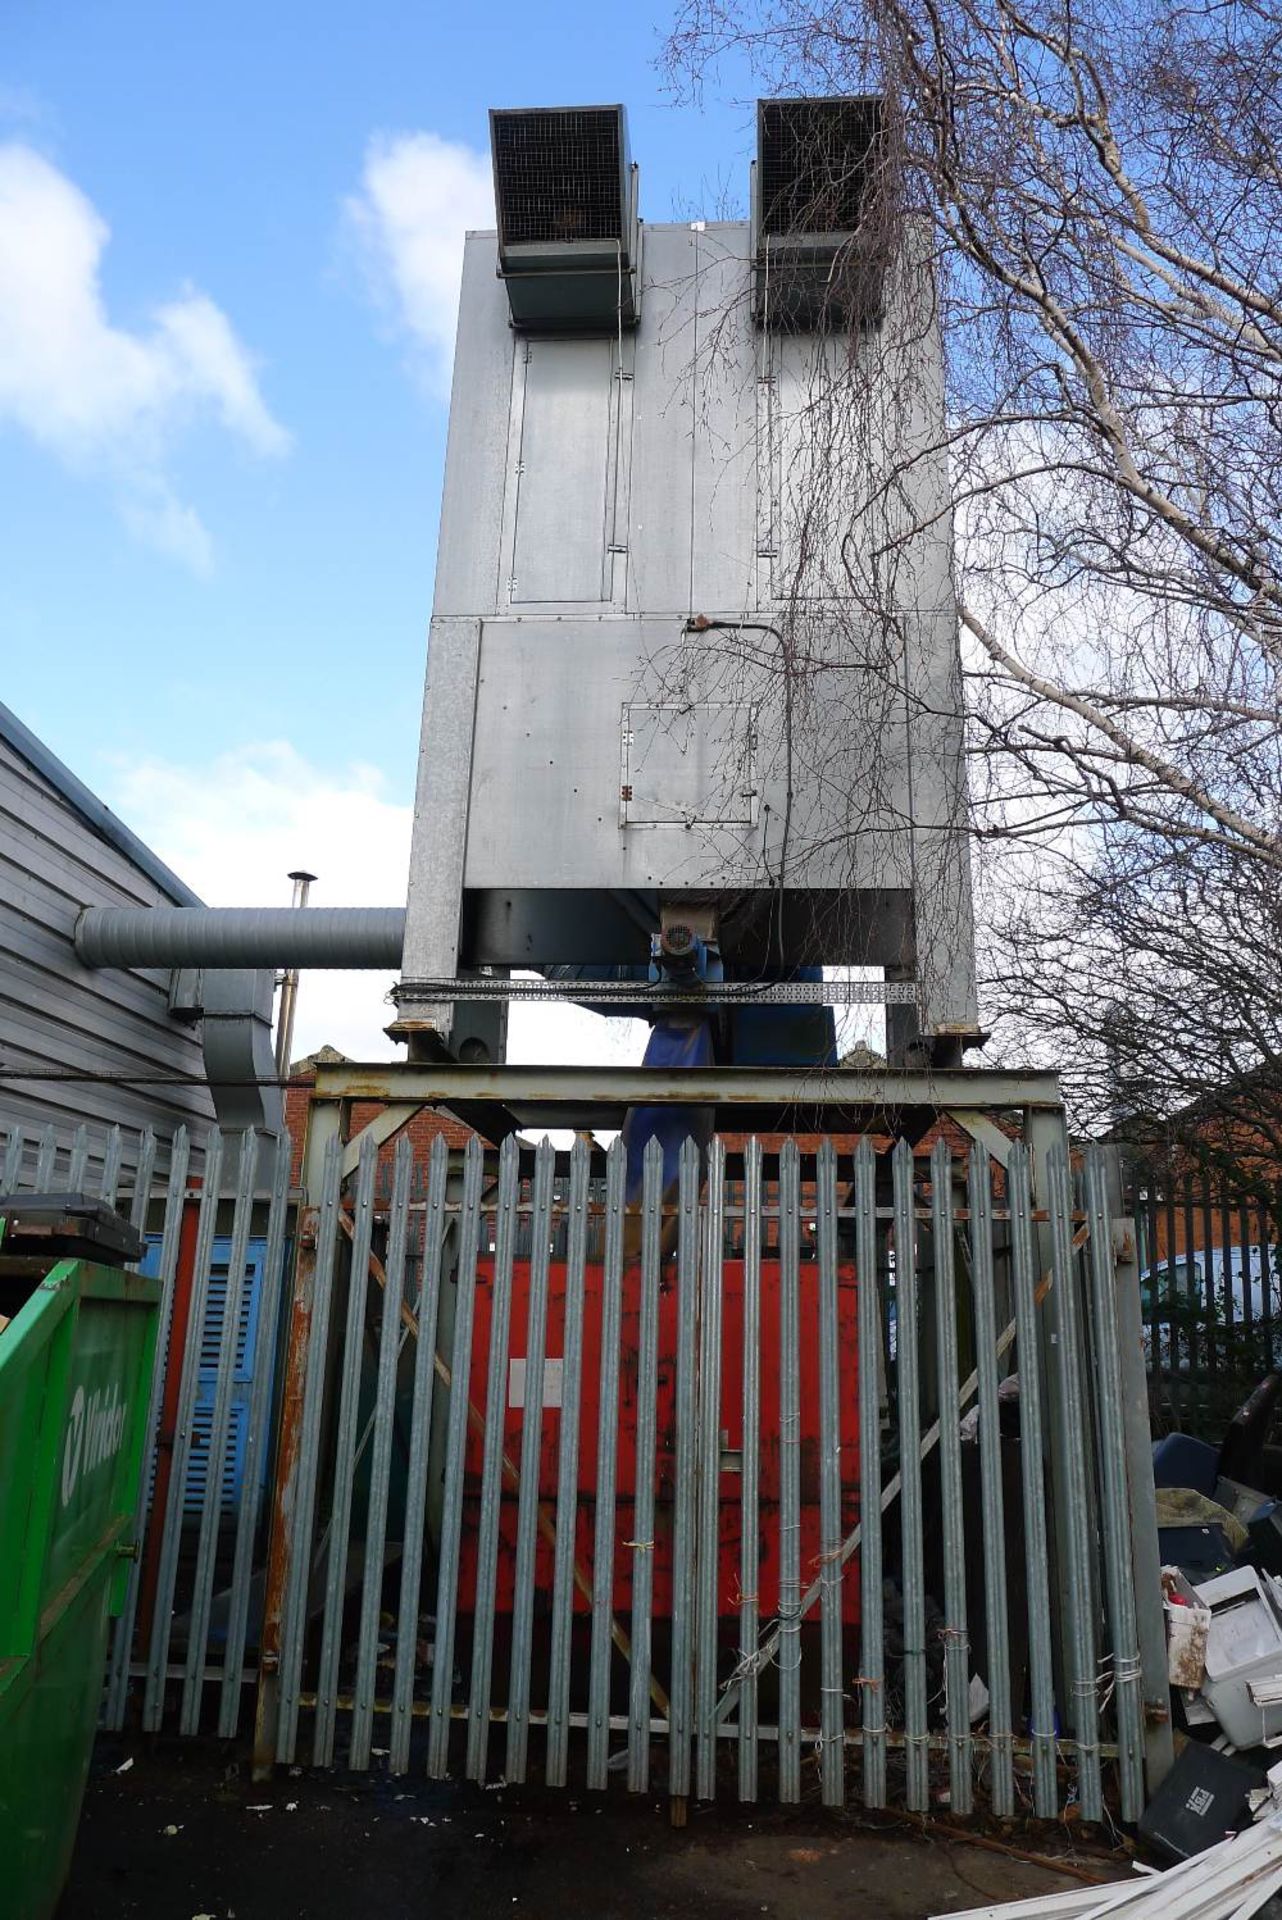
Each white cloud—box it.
[0,142,289,565]
[343,130,494,392]
[118,480,215,576]
[103,741,646,1072]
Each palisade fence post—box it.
[1101,1146,1175,1799]
[253,1098,344,1779]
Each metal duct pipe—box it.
[76,905,406,970]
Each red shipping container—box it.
[457,1256,860,1623]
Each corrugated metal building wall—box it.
[0,702,213,1171]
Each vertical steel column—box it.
[125,1126,158,1250]
[390,1133,449,1775]
[893,1139,929,1811]
[626,1136,664,1793]
[547,1137,591,1788]
[694,1138,726,1803]
[99,1124,124,1207]
[466,1133,521,1783]
[1083,1150,1146,1821]
[427,1136,485,1779]
[815,1139,845,1808]
[350,1134,413,1769]
[1046,1142,1102,1821]
[1104,1150,1176,1799]
[1027,1104,1091,1748]
[966,1142,1014,1816]
[586,1139,627,1791]
[142,1128,225,1732]
[1007,1142,1058,1816]
[67,1121,89,1190]
[312,1131,379,1767]
[930,1136,972,1814]
[181,1130,260,1734]
[2,1124,24,1188]
[737,1137,762,1804]
[1201,1171,1218,1400]
[854,1137,885,1808]
[507,1138,556,1784]
[218,1130,293,1738]
[669,1137,702,1810]
[67,1123,89,1192]
[104,1127,192,1730]
[34,1124,56,1187]
[256,1113,343,1775]
[1182,1181,1200,1383]
[777,1139,803,1804]
[137,1158,198,1659]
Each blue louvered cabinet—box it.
[142,1236,272,1517]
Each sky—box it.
[0,0,759,1062]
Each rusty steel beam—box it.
[250,1201,319,1780]
[310,1061,1064,1115]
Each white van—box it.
[1139,1243,1282,1372]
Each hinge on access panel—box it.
[607,543,628,554]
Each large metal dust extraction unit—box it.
[395,99,979,1067]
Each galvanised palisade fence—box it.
[1,1111,1168,1821]
[1,1120,290,1741]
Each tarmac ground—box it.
[60,1735,1108,1920]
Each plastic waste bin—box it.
[0,1193,159,1920]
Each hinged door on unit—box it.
[500,335,633,609]
[620,702,760,829]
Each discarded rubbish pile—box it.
[1152,1377,1282,1759]
[943,1375,1282,1918]
[931,1794,1282,1918]
[933,1371,1282,1916]
[1165,1566,1282,1750]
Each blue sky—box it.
[0,1,755,1055]
[2,1,751,779]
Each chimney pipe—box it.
[274,870,317,1079]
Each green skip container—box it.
[0,1193,159,1920]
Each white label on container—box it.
[508,1357,564,1410]
[61,1377,127,1505]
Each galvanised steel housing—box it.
[399,100,979,1056]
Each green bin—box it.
[0,1194,160,1920]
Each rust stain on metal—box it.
[251,1205,318,1778]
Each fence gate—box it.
[246,1123,1167,1820]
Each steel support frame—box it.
[292,1068,1066,1236]
[307,1060,1064,1120]
[288,1065,1068,1242]
[254,1056,1166,1805]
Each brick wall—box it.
[283,1072,478,1191]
